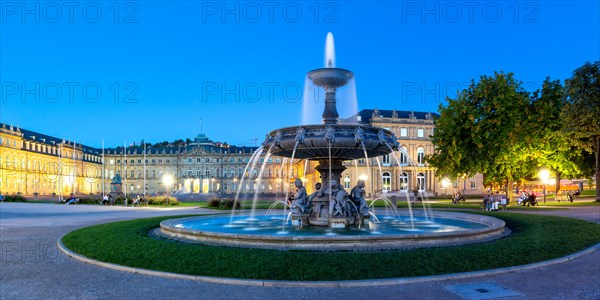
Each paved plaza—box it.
[1,202,599,299]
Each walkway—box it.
[1,203,598,299]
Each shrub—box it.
[3,195,27,202]
[207,197,221,208]
[219,198,241,209]
[147,196,178,206]
[206,197,240,209]
[78,198,100,205]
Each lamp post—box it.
[539,169,550,204]
[442,178,450,197]
[162,174,174,205]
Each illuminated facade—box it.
[0,123,103,196]
[1,109,484,198]
[102,138,296,196]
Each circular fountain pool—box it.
[159,211,506,251]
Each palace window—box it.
[399,172,408,191]
[417,173,425,191]
[399,148,408,165]
[382,172,391,191]
[344,176,351,189]
[400,128,407,137]
[417,147,425,165]
[382,154,390,166]
[417,129,424,138]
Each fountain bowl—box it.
[264,124,397,160]
[158,211,507,251]
[307,68,354,88]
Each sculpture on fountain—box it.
[290,178,308,214]
[350,180,369,216]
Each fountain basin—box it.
[307,68,354,88]
[264,124,397,160]
[158,212,506,251]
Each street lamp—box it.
[162,174,174,205]
[539,169,550,204]
[442,178,450,196]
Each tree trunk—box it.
[555,171,561,196]
[595,137,599,202]
[506,175,513,204]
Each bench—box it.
[556,191,573,203]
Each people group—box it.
[483,192,507,211]
[518,190,537,206]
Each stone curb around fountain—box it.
[57,234,600,288]
[157,211,508,251]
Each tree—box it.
[563,61,600,201]
[529,78,585,194]
[428,72,532,199]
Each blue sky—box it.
[1,1,598,148]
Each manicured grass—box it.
[537,200,600,207]
[61,212,600,281]
[581,190,597,196]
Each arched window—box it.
[417,172,425,191]
[344,175,351,189]
[382,172,391,191]
[399,172,408,191]
[417,147,425,165]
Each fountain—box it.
[159,33,506,251]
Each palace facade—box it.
[340,109,484,198]
[0,109,485,198]
[0,123,103,196]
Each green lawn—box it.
[62,212,600,281]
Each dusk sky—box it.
[1,1,598,148]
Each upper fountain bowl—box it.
[263,124,398,160]
[307,68,354,89]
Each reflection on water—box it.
[174,214,486,237]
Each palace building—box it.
[0,123,103,196]
[340,109,484,198]
[0,109,485,198]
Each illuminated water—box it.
[172,214,488,237]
